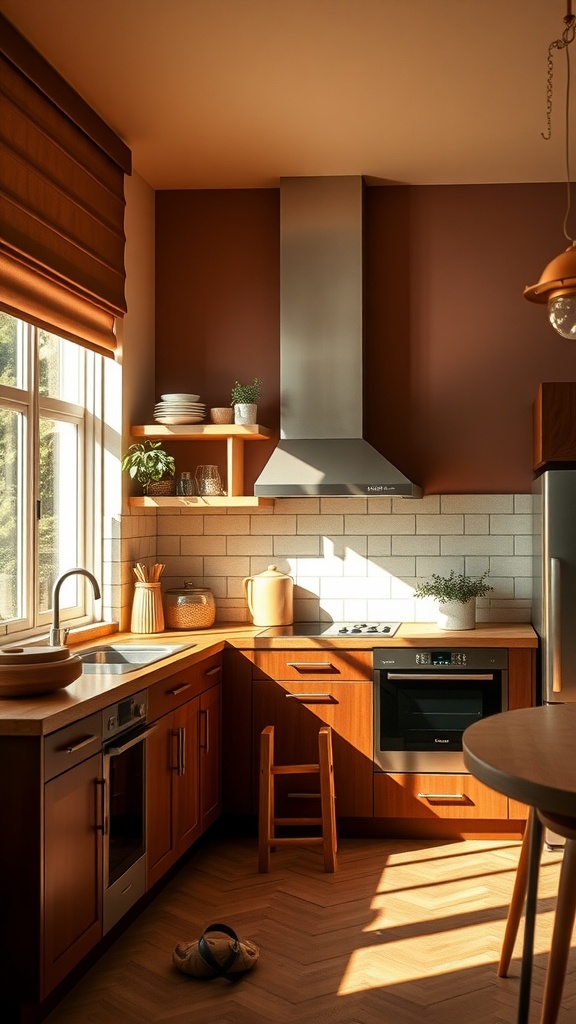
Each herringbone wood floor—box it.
[45,835,575,1024]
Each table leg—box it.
[499,815,532,977]
[540,837,576,1024]
[517,808,543,1024]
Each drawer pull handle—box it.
[286,661,334,668]
[284,693,337,703]
[205,666,221,677]
[62,734,98,753]
[417,792,467,800]
[168,682,192,696]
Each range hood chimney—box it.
[254,176,421,497]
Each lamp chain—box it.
[542,9,576,243]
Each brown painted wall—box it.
[156,182,576,494]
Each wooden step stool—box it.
[258,724,337,873]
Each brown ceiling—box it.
[0,0,573,189]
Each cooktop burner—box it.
[256,621,401,638]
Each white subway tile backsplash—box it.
[273,535,321,556]
[441,495,514,513]
[120,493,534,625]
[298,514,344,535]
[182,535,226,555]
[417,514,463,535]
[345,514,416,535]
[441,535,513,556]
[491,514,531,534]
[204,515,250,535]
[464,515,489,534]
[227,535,273,556]
[250,515,297,535]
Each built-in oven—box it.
[101,691,155,934]
[373,648,508,773]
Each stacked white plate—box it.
[154,393,206,424]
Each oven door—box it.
[374,670,505,773]
[102,721,156,933]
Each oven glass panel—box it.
[397,687,484,735]
[108,738,144,886]
[379,676,502,753]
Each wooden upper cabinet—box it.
[534,382,576,469]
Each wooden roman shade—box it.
[0,14,132,356]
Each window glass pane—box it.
[0,407,25,621]
[0,312,25,389]
[39,330,82,404]
[38,417,79,614]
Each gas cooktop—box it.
[257,621,401,638]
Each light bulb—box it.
[548,293,576,338]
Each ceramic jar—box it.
[243,564,294,626]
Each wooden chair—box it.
[498,807,576,1024]
[258,724,337,873]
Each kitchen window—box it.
[0,311,102,640]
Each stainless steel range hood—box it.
[254,175,421,497]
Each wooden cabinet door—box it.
[200,683,221,832]
[172,696,201,860]
[146,712,175,888]
[44,752,103,995]
[253,678,373,817]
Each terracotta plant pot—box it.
[210,407,234,424]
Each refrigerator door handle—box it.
[549,556,562,693]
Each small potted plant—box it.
[414,570,493,630]
[230,376,263,425]
[121,441,176,495]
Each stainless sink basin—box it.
[79,642,195,674]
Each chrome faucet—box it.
[50,568,101,646]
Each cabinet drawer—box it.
[374,772,508,820]
[44,713,102,781]
[148,653,222,720]
[252,649,372,681]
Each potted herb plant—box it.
[230,376,263,425]
[121,441,176,495]
[414,570,493,630]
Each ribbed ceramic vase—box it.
[131,582,165,633]
[437,598,476,631]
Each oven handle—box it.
[385,672,495,682]
[104,722,158,756]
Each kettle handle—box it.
[243,577,254,617]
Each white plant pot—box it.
[437,598,476,631]
[234,402,257,425]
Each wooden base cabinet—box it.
[374,772,508,819]
[146,654,222,888]
[251,650,374,818]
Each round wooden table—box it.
[463,704,576,1024]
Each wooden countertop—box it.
[0,621,537,737]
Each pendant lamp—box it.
[524,2,576,338]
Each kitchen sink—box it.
[79,642,195,674]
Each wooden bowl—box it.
[0,655,83,697]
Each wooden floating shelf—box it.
[128,495,274,508]
[128,424,273,505]
[130,424,271,441]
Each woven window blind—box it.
[0,14,131,356]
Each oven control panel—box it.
[103,690,147,738]
[415,651,468,666]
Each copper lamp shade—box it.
[525,243,576,338]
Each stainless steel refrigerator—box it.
[532,468,576,704]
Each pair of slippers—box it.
[173,923,259,981]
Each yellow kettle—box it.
[244,564,294,627]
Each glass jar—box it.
[163,581,216,630]
[194,465,223,496]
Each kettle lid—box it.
[254,564,292,580]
